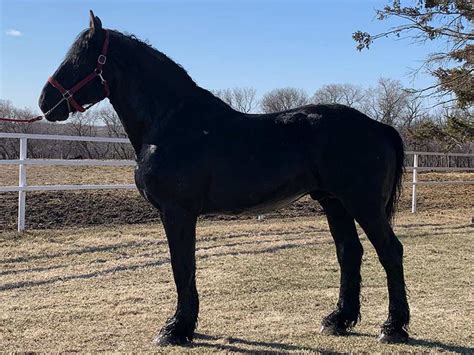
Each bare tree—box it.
[260,87,309,113]
[407,106,473,155]
[403,95,426,129]
[362,78,414,127]
[0,99,48,158]
[97,105,134,159]
[361,77,430,129]
[98,106,126,137]
[66,111,102,158]
[312,83,366,109]
[0,100,14,158]
[212,87,258,113]
[353,0,474,107]
[0,100,38,135]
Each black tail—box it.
[385,126,405,224]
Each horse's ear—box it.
[89,10,103,34]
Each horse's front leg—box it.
[154,204,199,346]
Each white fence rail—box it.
[404,151,473,213]
[1,132,473,232]
[0,133,136,232]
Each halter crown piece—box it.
[47,30,110,114]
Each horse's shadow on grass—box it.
[190,333,474,353]
[0,240,320,291]
[407,337,474,353]
[346,333,473,353]
[189,333,338,354]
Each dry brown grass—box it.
[1,209,473,353]
[0,165,135,186]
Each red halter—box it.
[47,30,110,114]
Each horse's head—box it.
[38,11,110,122]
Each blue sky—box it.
[1,0,442,111]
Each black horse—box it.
[39,12,410,346]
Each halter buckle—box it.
[98,55,107,65]
[62,91,72,100]
[95,68,106,84]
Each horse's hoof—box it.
[377,329,409,343]
[153,333,190,346]
[320,324,347,336]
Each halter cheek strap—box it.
[47,30,110,114]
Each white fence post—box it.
[411,153,418,213]
[18,137,28,232]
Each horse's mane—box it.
[67,29,197,88]
[115,30,196,85]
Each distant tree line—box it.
[1,76,472,167]
[0,100,134,160]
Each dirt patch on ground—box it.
[0,190,325,230]
[0,166,472,230]
[0,210,472,352]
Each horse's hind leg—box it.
[350,204,410,343]
[318,197,363,335]
[154,204,199,345]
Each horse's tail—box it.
[385,125,405,224]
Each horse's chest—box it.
[134,144,207,211]
[134,164,159,208]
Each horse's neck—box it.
[106,39,203,154]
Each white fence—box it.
[0,133,136,232]
[404,151,473,213]
[1,132,473,232]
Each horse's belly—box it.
[214,192,307,215]
[203,167,317,215]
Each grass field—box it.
[1,208,472,353]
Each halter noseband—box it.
[46,30,110,115]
